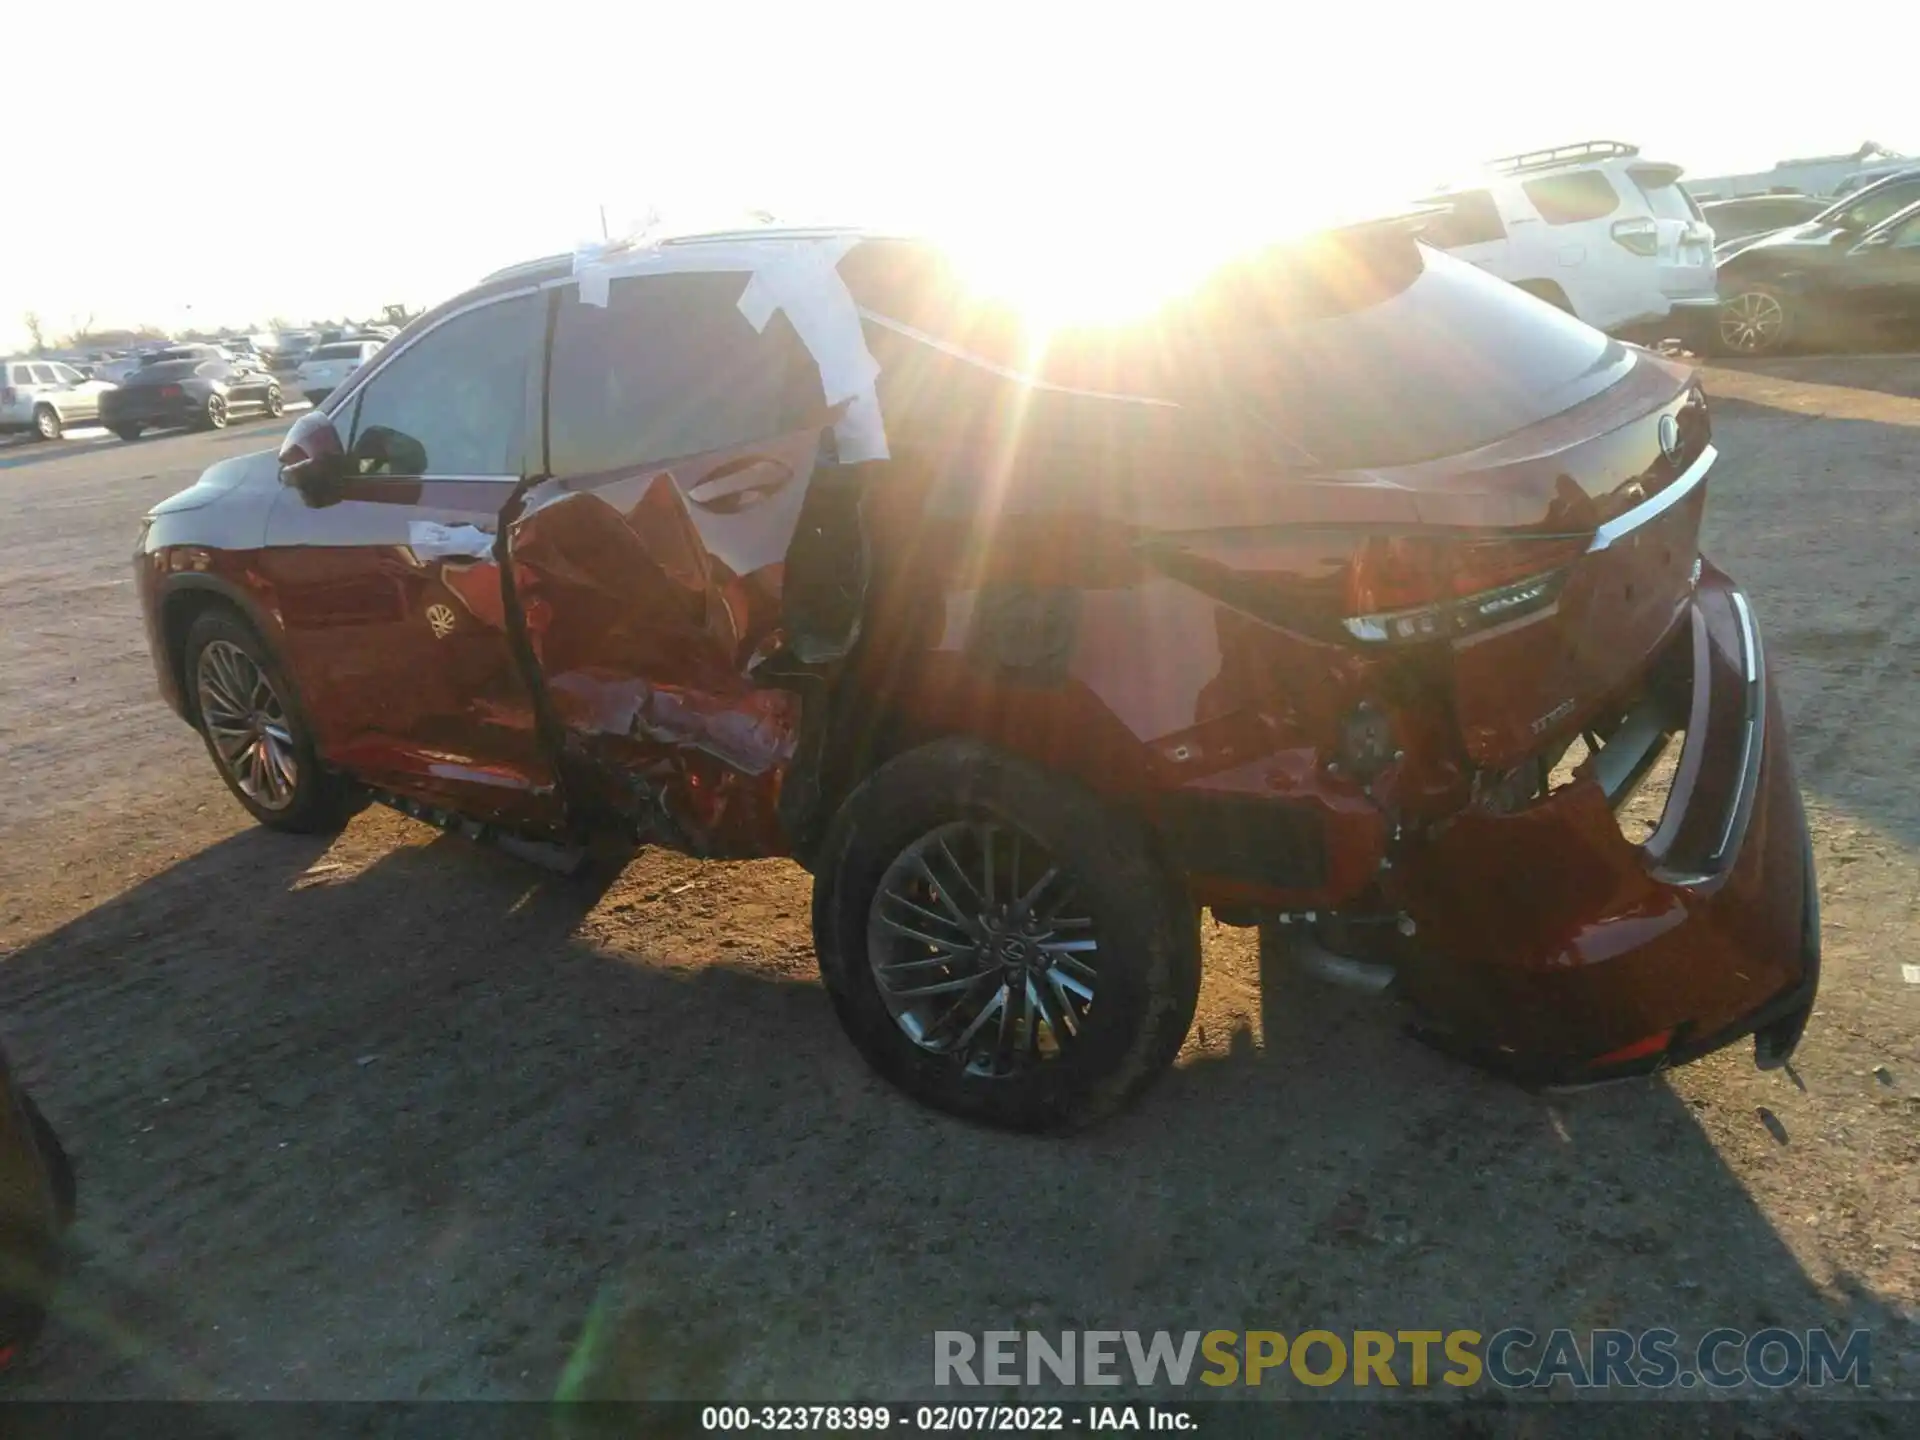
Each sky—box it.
[3,0,1910,353]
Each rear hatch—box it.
[1145,235,1713,772]
[1624,161,1716,297]
[100,361,201,419]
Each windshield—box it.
[1815,173,1920,228]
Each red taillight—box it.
[158,384,183,399]
[1610,217,1660,257]
[1591,1028,1674,1067]
[1343,532,1588,644]
[1146,529,1588,646]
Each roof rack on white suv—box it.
[1485,140,1641,176]
[1416,140,1716,342]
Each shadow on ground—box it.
[0,819,1905,1413]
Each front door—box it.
[505,268,836,856]
[259,291,563,832]
[1844,209,1920,327]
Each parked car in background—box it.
[1717,198,1920,354]
[271,333,317,372]
[1,358,117,440]
[1714,169,1920,266]
[100,354,284,439]
[1702,195,1829,256]
[1416,140,1718,344]
[134,225,1819,1130]
[294,339,381,404]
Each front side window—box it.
[546,271,819,477]
[1522,170,1621,225]
[345,295,534,478]
[52,364,82,383]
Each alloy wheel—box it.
[265,387,284,417]
[196,640,297,810]
[34,407,60,440]
[865,821,1100,1078]
[206,394,228,428]
[1719,291,1785,353]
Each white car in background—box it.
[1,358,117,441]
[294,339,382,404]
[1417,140,1719,345]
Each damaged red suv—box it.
[135,222,1818,1130]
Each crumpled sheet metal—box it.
[571,234,888,463]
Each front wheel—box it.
[812,739,1200,1132]
[1717,284,1791,356]
[32,406,61,442]
[263,386,285,418]
[184,608,355,833]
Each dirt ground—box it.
[0,363,1915,1411]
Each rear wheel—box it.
[31,406,61,442]
[184,608,355,833]
[1717,284,1791,356]
[203,394,229,430]
[812,739,1200,1131]
[111,424,143,442]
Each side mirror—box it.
[278,409,349,499]
[353,424,428,477]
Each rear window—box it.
[842,235,1629,472]
[1630,169,1699,222]
[310,343,365,360]
[1187,244,1628,469]
[134,360,203,382]
[1522,170,1620,225]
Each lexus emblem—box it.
[1657,414,1682,464]
[426,603,457,639]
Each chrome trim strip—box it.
[1710,590,1765,864]
[1587,443,1716,553]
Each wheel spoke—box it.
[878,888,975,941]
[951,984,1009,1051]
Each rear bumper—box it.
[100,398,200,428]
[1389,562,1818,1086]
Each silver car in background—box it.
[1,358,116,441]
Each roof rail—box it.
[1486,140,1640,175]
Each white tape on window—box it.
[570,234,890,463]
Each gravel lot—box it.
[0,364,1914,1412]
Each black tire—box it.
[812,739,1201,1132]
[264,386,285,418]
[1716,282,1792,356]
[111,424,143,442]
[182,608,356,833]
[31,406,61,442]
[17,1094,74,1231]
[203,394,229,430]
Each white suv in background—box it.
[293,339,382,404]
[1418,141,1719,344]
[1,358,116,441]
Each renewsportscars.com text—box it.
[933,1328,1872,1391]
